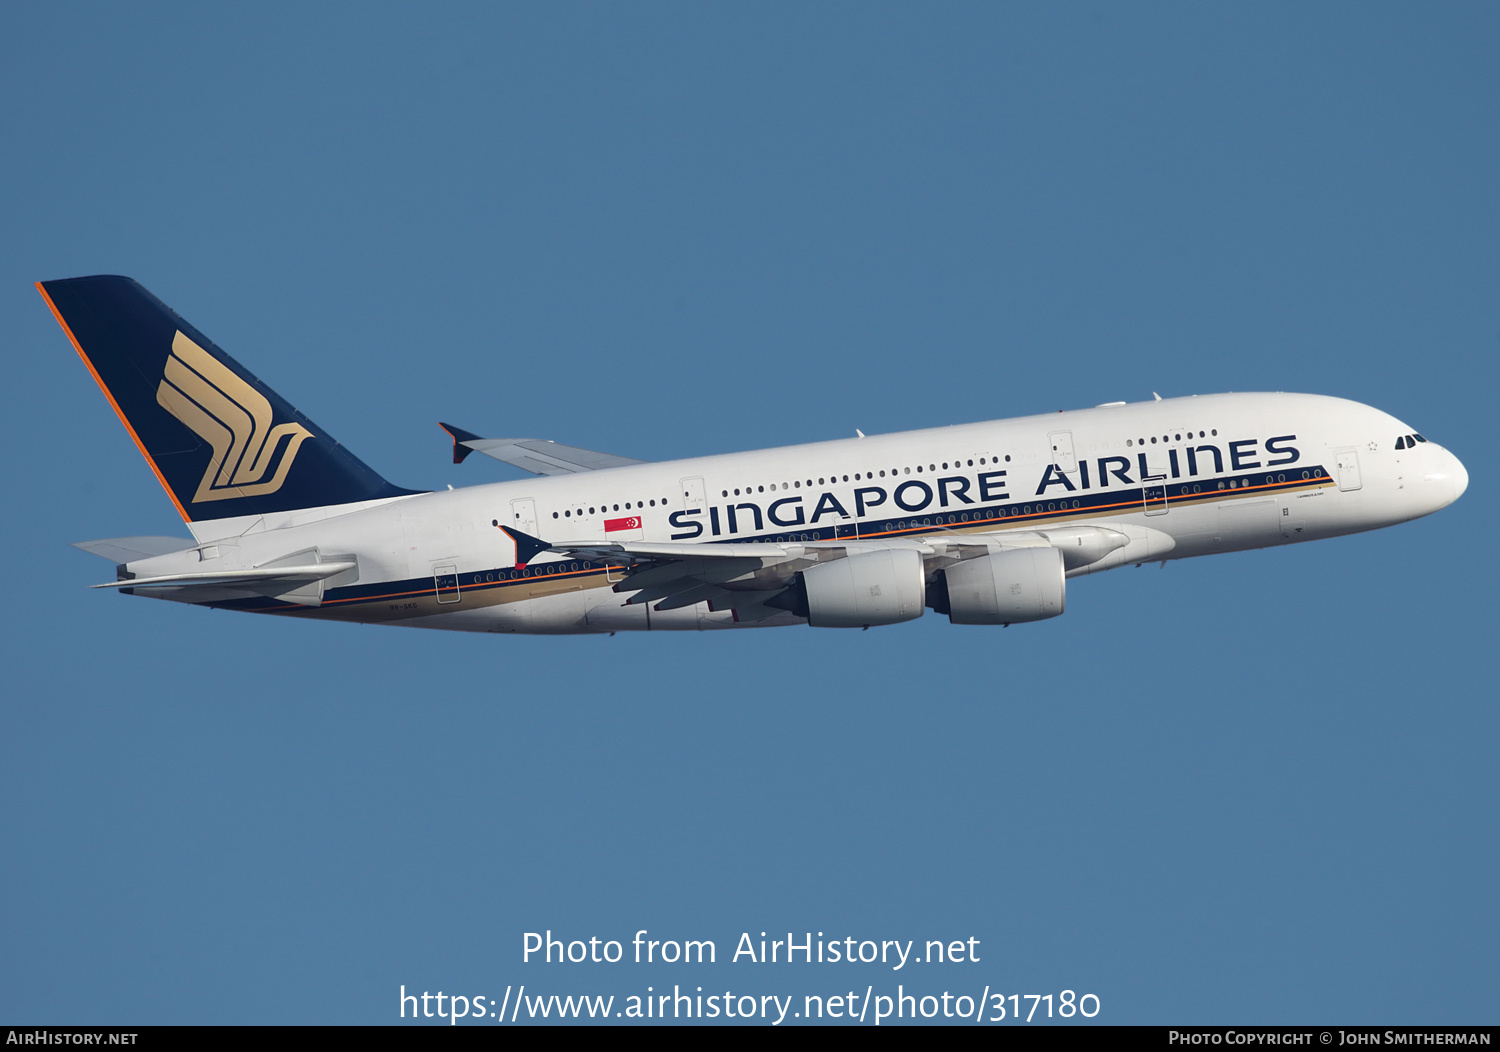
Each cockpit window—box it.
[1414,434,1427,443]
[1395,436,1406,449]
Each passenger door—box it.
[1142,477,1169,516]
[1335,452,1362,492]
[510,497,539,534]
[432,562,461,604]
[1048,431,1077,475]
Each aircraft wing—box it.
[439,423,646,474]
[501,525,854,620]
[500,524,1126,623]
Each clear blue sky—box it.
[1,2,1494,1024]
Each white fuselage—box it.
[115,392,1467,634]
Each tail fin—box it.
[39,275,420,523]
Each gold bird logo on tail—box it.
[156,331,313,503]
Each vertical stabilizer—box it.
[39,275,420,523]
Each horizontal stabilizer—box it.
[439,423,645,475]
[73,536,196,562]
[94,560,355,606]
[93,561,355,590]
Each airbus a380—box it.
[43,276,1467,634]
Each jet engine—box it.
[930,547,1065,625]
[771,548,927,628]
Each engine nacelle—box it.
[800,548,927,628]
[934,547,1065,625]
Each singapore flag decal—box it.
[604,515,643,536]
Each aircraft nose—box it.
[1424,446,1467,508]
[1449,450,1468,503]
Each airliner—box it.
[42,276,1467,634]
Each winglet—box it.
[497,524,552,566]
[439,422,483,464]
